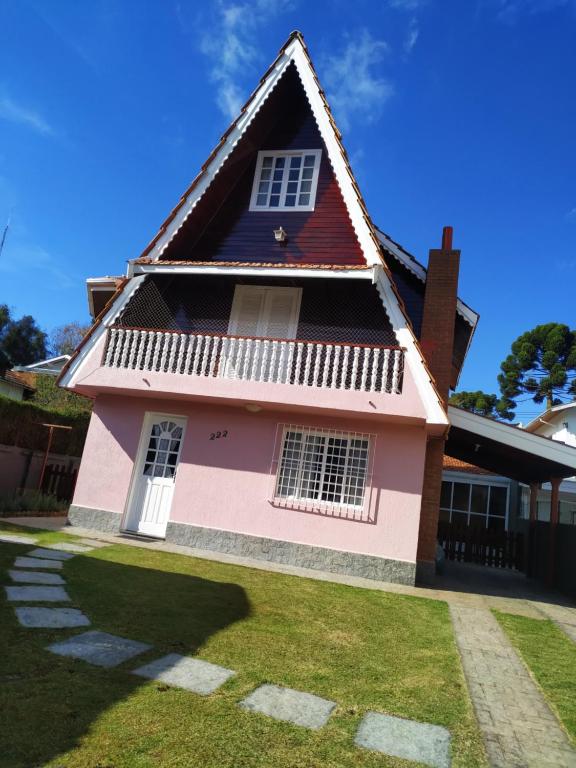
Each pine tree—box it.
[498,323,576,415]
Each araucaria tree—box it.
[498,323,576,415]
[449,390,507,419]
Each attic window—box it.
[249,150,322,212]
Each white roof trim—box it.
[146,55,293,260]
[20,355,71,369]
[131,263,373,280]
[448,405,576,470]
[374,266,448,427]
[524,402,576,432]
[132,36,448,427]
[376,230,479,328]
[60,276,146,389]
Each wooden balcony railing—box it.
[103,327,404,394]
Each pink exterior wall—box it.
[74,394,427,565]
[66,333,430,429]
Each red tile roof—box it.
[133,259,371,270]
[442,455,492,475]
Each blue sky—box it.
[1,0,575,419]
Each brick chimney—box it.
[417,227,460,581]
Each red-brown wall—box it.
[168,66,364,266]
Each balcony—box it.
[104,327,404,395]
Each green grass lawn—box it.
[496,611,576,743]
[0,521,486,768]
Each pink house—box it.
[59,32,479,584]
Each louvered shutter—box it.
[262,289,300,339]
[228,287,266,336]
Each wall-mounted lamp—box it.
[245,403,262,413]
[273,226,288,245]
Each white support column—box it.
[350,346,360,390]
[331,345,341,388]
[120,330,132,368]
[382,349,390,393]
[370,348,381,392]
[312,344,322,387]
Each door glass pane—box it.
[439,508,450,523]
[452,483,470,512]
[470,485,489,515]
[489,486,507,517]
[488,516,505,531]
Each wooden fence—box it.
[41,464,78,502]
[438,522,524,570]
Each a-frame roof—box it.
[61,31,449,428]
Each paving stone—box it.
[27,547,75,561]
[450,605,576,767]
[133,653,235,695]
[45,542,94,553]
[239,684,335,730]
[47,630,152,668]
[355,711,451,768]
[15,607,90,628]
[14,556,63,570]
[0,533,37,545]
[8,569,65,585]
[75,538,109,548]
[5,585,71,602]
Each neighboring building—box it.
[0,370,35,401]
[58,32,576,585]
[522,403,576,525]
[14,355,71,377]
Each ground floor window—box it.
[273,425,374,522]
[440,479,509,530]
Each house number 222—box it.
[209,430,228,440]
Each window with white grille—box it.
[249,150,322,211]
[272,425,374,522]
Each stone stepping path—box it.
[1,536,454,765]
[27,547,75,561]
[74,538,110,548]
[9,569,65,585]
[239,684,336,730]
[6,585,71,602]
[48,630,152,668]
[451,604,576,768]
[355,712,451,768]
[14,556,64,570]
[5,539,95,629]
[133,653,235,695]
[16,607,91,628]
[0,533,37,545]
[45,542,95,553]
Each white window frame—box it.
[271,424,375,522]
[227,284,302,340]
[249,149,322,212]
[440,474,510,530]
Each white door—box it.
[226,285,302,382]
[125,415,186,538]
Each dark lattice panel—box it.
[116,275,398,348]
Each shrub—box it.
[0,395,89,456]
[0,489,67,514]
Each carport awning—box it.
[446,406,576,484]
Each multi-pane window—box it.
[143,421,183,479]
[250,150,322,211]
[440,480,509,530]
[275,426,370,510]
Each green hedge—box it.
[0,396,89,456]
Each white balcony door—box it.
[125,414,187,538]
[225,285,302,382]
